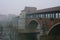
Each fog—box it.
[0,0,60,15]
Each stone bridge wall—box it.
[26,17,60,35]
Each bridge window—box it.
[40,14,41,18]
[38,14,40,18]
[40,14,43,18]
[41,14,43,18]
[56,13,59,18]
[44,14,46,18]
[52,13,54,18]
[47,14,51,18]
[38,14,41,18]
[50,13,53,18]
[33,14,35,18]
[39,14,46,18]
[42,14,45,18]
[59,13,60,18]
[28,12,60,19]
[36,14,39,18]
[46,14,48,18]
[39,14,40,18]
[30,15,33,18]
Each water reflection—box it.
[18,32,40,40]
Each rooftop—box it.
[36,6,60,13]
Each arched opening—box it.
[22,20,40,40]
[47,23,60,40]
[48,24,60,35]
[27,20,38,30]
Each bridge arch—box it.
[48,23,60,35]
[27,20,38,30]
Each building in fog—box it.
[0,14,19,40]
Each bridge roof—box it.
[36,6,60,13]
[27,6,60,14]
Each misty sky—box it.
[0,0,60,15]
